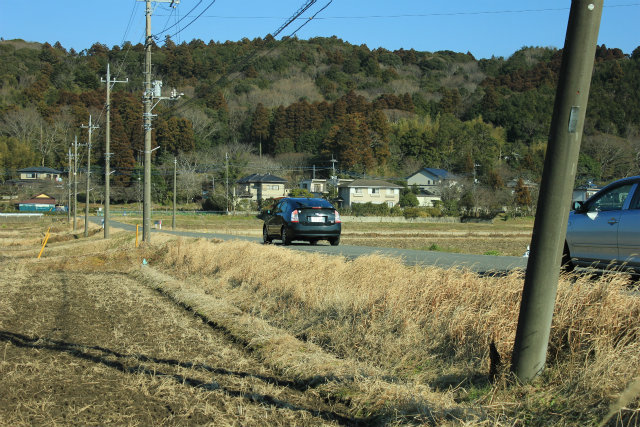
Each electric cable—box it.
[167,0,217,39]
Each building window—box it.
[370,188,379,194]
[313,184,322,192]
[354,188,362,194]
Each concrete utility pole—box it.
[172,157,177,230]
[511,0,603,383]
[80,116,99,238]
[101,63,128,239]
[73,136,78,232]
[140,0,181,243]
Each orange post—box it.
[38,227,51,259]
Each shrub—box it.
[403,207,427,219]
[399,192,419,208]
[350,202,390,216]
[202,194,227,212]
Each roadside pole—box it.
[141,0,181,243]
[80,116,99,238]
[172,157,177,230]
[73,136,78,232]
[511,0,603,382]
[101,64,128,239]
[67,147,72,224]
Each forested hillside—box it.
[1,36,639,204]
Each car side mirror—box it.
[572,201,583,211]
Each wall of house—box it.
[417,195,441,207]
[340,187,399,207]
[407,172,437,187]
[259,183,287,201]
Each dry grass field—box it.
[1,217,639,426]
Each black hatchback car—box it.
[262,197,341,245]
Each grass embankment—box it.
[2,219,638,425]
[150,238,640,425]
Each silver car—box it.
[564,176,640,272]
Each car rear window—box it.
[294,199,334,209]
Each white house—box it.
[299,178,329,197]
[572,182,600,203]
[338,179,402,208]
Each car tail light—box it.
[334,210,341,223]
[291,209,299,223]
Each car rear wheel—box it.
[309,240,318,245]
[561,242,574,273]
[281,227,291,245]
[329,236,340,246]
[263,226,272,244]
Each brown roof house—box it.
[16,193,57,212]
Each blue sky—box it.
[1,1,638,59]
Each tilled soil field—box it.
[0,231,353,426]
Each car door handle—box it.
[608,218,619,225]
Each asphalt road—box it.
[96,218,528,274]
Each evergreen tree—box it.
[249,103,270,154]
[514,178,532,207]
[325,113,375,171]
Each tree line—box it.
[1,36,639,206]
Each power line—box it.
[287,0,332,37]
[169,0,217,39]
[154,0,203,39]
[272,0,316,38]
[159,3,640,21]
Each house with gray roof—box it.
[406,167,458,207]
[18,167,63,182]
[236,173,287,202]
[406,167,457,189]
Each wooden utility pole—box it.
[101,63,128,239]
[511,0,603,382]
[80,116,99,238]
